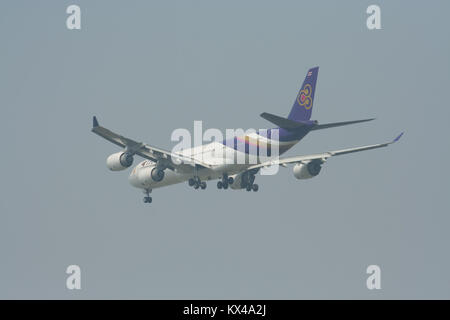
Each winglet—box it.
[93,116,99,128]
[393,132,404,143]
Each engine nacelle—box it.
[134,165,165,185]
[106,152,134,171]
[293,160,322,179]
[150,167,165,182]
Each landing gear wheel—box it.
[246,185,252,192]
[217,181,223,189]
[188,178,195,186]
[143,189,152,203]
[143,196,152,203]
[220,174,231,188]
[200,182,207,190]
[194,183,199,189]
[252,184,259,192]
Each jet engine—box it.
[106,152,134,171]
[133,165,166,186]
[293,160,322,179]
[150,167,165,182]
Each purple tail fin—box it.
[287,67,319,122]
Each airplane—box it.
[92,67,403,203]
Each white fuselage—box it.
[128,134,296,190]
[128,143,255,190]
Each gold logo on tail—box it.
[297,84,312,110]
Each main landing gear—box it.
[217,174,234,190]
[246,183,259,192]
[243,171,259,192]
[143,189,152,203]
[188,176,207,190]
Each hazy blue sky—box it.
[1,0,449,299]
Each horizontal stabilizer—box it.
[261,112,374,132]
[260,112,311,130]
[310,118,375,131]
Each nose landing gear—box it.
[143,189,152,203]
[143,196,152,203]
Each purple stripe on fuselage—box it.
[221,126,312,156]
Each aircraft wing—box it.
[91,116,212,170]
[246,132,404,171]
